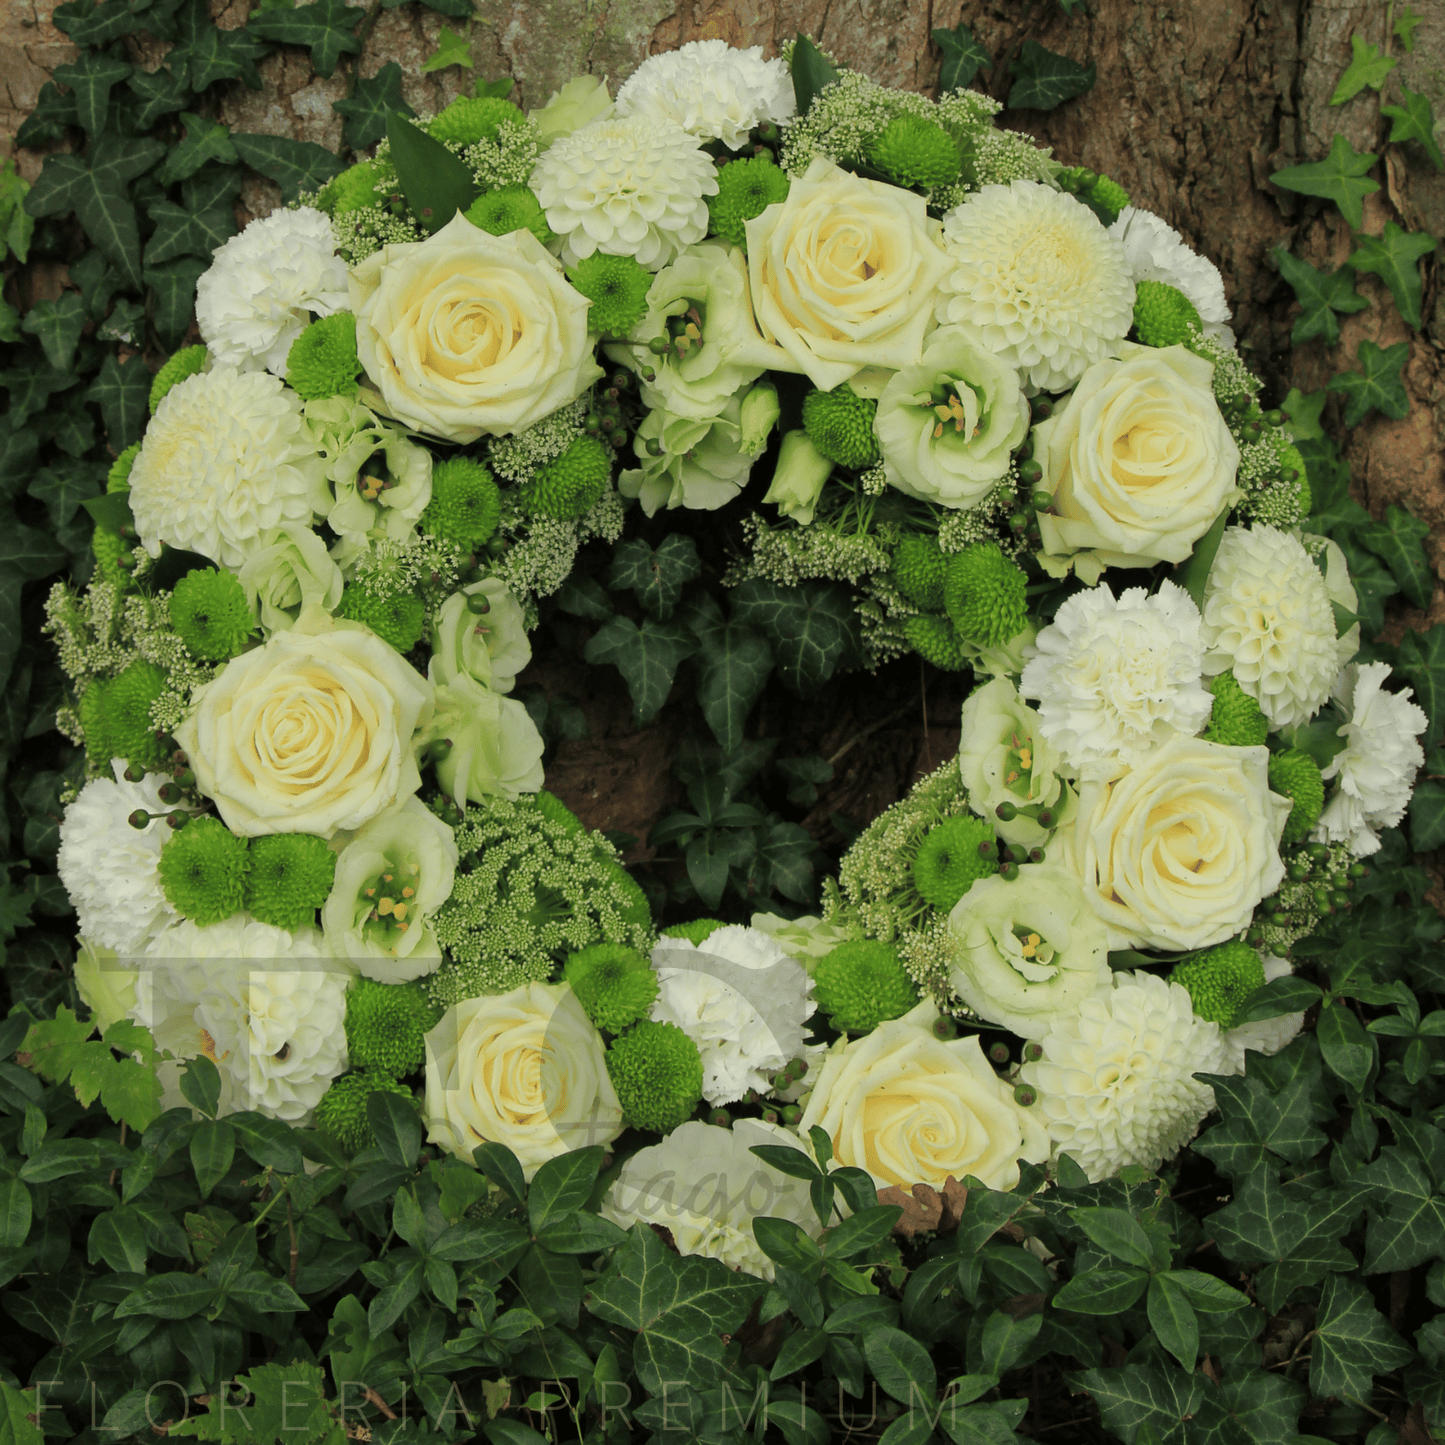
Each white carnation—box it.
[128,367,326,569]
[196,207,349,376]
[57,762,190,955]
[1200,526,1350,729]
[1314,662,1427,857]
[1108,207,1232,341]
[531,115,718,271]
[935,181,1135,393]
[615,41,795,150]
[1020,970,1224,1182]
[1218,956,1305,1074]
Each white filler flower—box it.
[1021,579,1213,779]
[615,40,796,150]
[1020,970,1224,1181]
[531,115,718,270]
[936,180,1135,392]
[1108,207,1232,340]
[1315,662,1427,856]
[196,207,349,375]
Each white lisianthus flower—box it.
[1218,956,1306,1074]
[600,1119,820,1281]
[748,911,857,968]
[237,524,345,635]
[530,76,614,144]
[128,368,328,569]
[423,673,546,810]
[649,925,815,1105]
[1315,663,1427,856]
[614,40,795,150]
[1019,971,1225,1181]
[935,181,1135,393]
[74,938,138,1035]
[430,579,531,696]
[1200,526,1354,729]
[619,389,763,515]
[196,207,349,375]
[1020,580,1213,780]
[1108,207,1232,340]
[531,115,718,271]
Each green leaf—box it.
[1396,5,1424,50]
[1069,1207,1154,1268]
[53,51,132,134]
[1272,134,1380,230]
[790,35,840,117]
[53,0,144,45]
[1234,976,1325,1026]
[473,1140,526,1204]
[421,24,472,72]
[1215,1371,1305,1445]
[517,1242,582,1326]
[933,23,990,94]
[145,257,209,348]
[1349,221,1436,330]
[0,1179,29,1251]
[20,291,86,372]
[533,1209,628,1254]
[1395,625,1445,747]
[1327,338,1411,426]
[169,0,273,90]
[230,1112,304,1173]
[683,595,773,753]
[1312,1273,1414,1405]
[248,0,364,77]
[179,1054,222,1118]
[1146,1274,1199,1370]
[333,61,414,150]
[582,615,696,726]
[1411,777,1445,851]
[385,109,480,231]
[28,459,101,529]
[728,579,858,696]
[128,64,192,130]
[1052,1266,1149,1314]
[1006,40,1096,111]
[86,353,151,450]
[368,1090,421,1170]
[1065,1364,1209,1445]
[1193,1067,1328,1179]
[1271,247,1369,346]
[1362,1145,1445,1271]
[1317,998,1376,1092]
[231,132,345,203]
[863,1325,936,1405]
[0,1382,43,1445]
[88,1204,147,1273]
[977,1308,1043,1377]
[1167,1269,1250,1314]
[1357,503,1433,608]
[156,112,238,185]
[1329,33,1396,104]
[1382,84,1444,169]
[1173,505,1229,612]
[113,1271,219,1320]
[26,153,143,290]
[608,534,702,619]
[527,1146,603,1233]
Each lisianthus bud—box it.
[762,430,833,525]
[739,381,781,454]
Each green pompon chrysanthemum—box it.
[286,312,362,401]
[660,919,726,945]
[246,833,337,930]
[802,385,880,469]
[95,660,170,770]
[464,186,553,246]
[520,434,612,520]
[156,815,250,926]
[566,253,653,336]
[91,527,130,584]
[317,161,383,219]
[911,816,996,910]
[1170,938,1266,1028]
[169,568,254,661]
[108,441,142,492]
[149,346,207,415]
[868,115,960,191]
[814,939,919,1033]
[315,1071,416,1153]
[421,457,502,545]
[563,943,658,1033]
[1091,175,1131,221]
[1269,748,1325,846]
[429,96,524,146]
[79,683,110,765]
[903,614,972,671]
[943,542,1027,647]
[337,585,426,653]
[1279,442,1312,514]
[606,1021,704,1134]
[1204,671,1269,747]
[344,977,439,1077]
[708,155,791,248]
[535,791,585,834]
[1133,280,1203,349]
[892,534,947,611]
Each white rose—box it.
[237,525,345,634]
[423,981,624,1180]
[350,213,603,444]
[1056,734,1290,952]
[175,605,433,838]
[430,579,531,696]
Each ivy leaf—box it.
[582,615,696,726]
[933,22,990,94]
[1312,1273,1414,1406]
[333,61,413,150]
[52,51,131,135]
[421,24,473,73]
[14,83,78,147]
[86,354,151,451]
[728,579,860,696]
[145,192,237,264]
[1064,1364,1211,1444]
[51,0,144,45]
[168,0,273,91]
[97,296,145,345]
[1192,1069,1328,1179]
[755,821,819,904]
[128,64,191,130]
[1348,221,1436,330]
[0,362,78,431]
[25,153,143,291]
[145,257,208,347]
[607,534,702,620]
[1356,504,1432,608]
[156,112,238,186]
[1382,84,1444,170]
[1216,1371,1305,1445]
[1329,33,1396,105]
[1361,1146,1445,1271]
[20,292,86,372]
[1271,248,1369,346]
[27,459,102,529]
[1396,5,1424,50]
[1272,134,1380,230]
[681,594,773,753]
[248,0,365,79]
[1327,338,1411,427]
[1394,625,1445,747]
[232,133,344,203]
[1006,40,1096,111]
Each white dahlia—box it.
[1200,526,1351,729]
[1218,956,1306,1074]
[136,915,350,1121]
[615,40,796,150]
[57,762,190,955]
[530,115,718,270]
[1315,662,1427,857]
[1020,970,1224,1182]
[128,367,326,568]
[1108,206,1232,341]
[196,207,349,376]
[935,181,1135,393]
[1020,579,1213,780]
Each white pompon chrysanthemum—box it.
[196,207,349,376]
[1108,206,1232,341]
[530,116,719,270]
[1200,526,1350,729]
[935,181,1135,393]
[614,40,796,150]
[1020,579,1213,780]
[127,367,326,568]
[1315,662,1427,857]
[1218,956,1305,1074]
[1020,970,1223,1182]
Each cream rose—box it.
[958,677,1069,850]
[175,605,433,838]
[796,998,1050,1190]
[745,157,951,392]
[350,213,602,444]
[1034,343,1239,575]
[423,981,624,1180]
[1056,734,1289,952]
[430,579,531,696]
[237,525,344,634]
